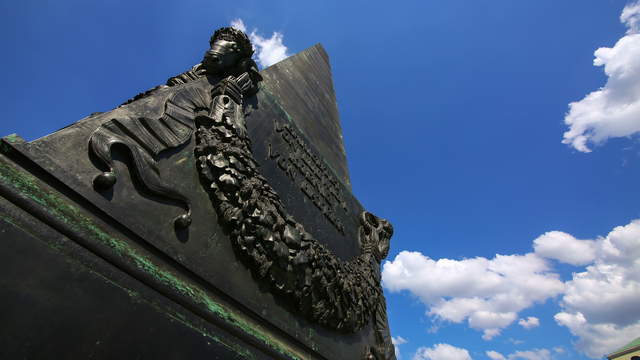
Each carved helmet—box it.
[210,27,254,58]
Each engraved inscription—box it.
[268,120,347,234]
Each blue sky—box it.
[2,1,640,359]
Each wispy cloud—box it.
[393,336,409,359]
[562,1,640,152]
[485,349,551,360]
[487,350,507,360]
[487,348,552,360]
[507,348,551,360]
[230,18,290,68]
[622,1,640,33]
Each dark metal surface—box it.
[257,45,351,190]
[0,172,285,360]
[0,27,395,359]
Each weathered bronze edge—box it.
[0,137,323,360]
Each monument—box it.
[0,27,395,359]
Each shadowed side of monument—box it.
[0,27,395,360]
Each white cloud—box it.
[561,262,640,325]
[413,344,471,360]
[480,327,506,341]
[507,349,551,360]
[518,316,540,329]
[599,218,640,266]
[393,336,409,345]
[555,312,640,359]
[486,350,506,360]
[533,231,596,266]
[622,1,640,34]
[250,31,289,68]
[230,18,247,33]
[230,18,290,68]
[384,217,640,357]
[562,1,640,152]
[382,251,563,340]
[553,219,640,358]
[393,336,408,359]
[489,348,553,360]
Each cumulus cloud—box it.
[412,344,471,360]
[518,316,540,329]
[554,312,640,359]
[230,18,290,68]
[533,231,596,266]
[393,336,408,359]
[383,217,640,356]
[382,252,563,340]
[553,219,640,358]
[562,1,640,152]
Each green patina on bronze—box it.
[0,207,254,358]
[0,213,19,233]
[259,85,297,128]
[4,134,22,144]
[0,160,303,360]
[74,258,256,358]
[1,135,22,154]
